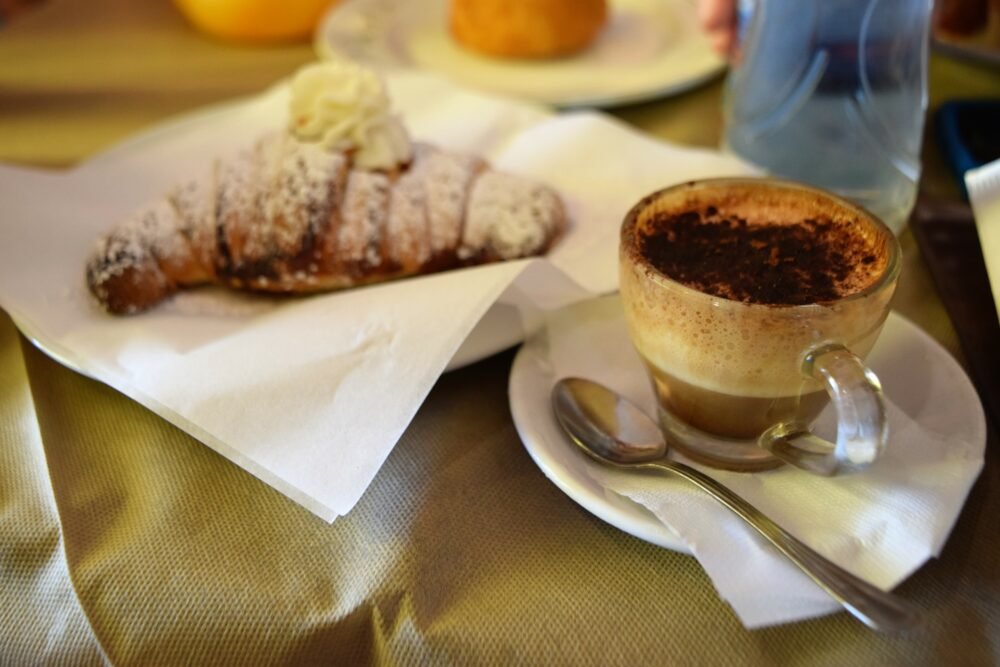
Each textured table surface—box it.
[1,0,998,664]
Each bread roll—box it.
[450,0,608,59]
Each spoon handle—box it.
[648,459,919,632]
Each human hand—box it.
[697,0,737,58]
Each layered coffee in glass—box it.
[619,179,900,473]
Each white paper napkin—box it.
[542,296,986,628]
[966,157,1000,320]
[0,71,752,522]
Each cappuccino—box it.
[619,179,899,459]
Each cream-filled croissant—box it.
[86,62,566,315]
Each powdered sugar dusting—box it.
[264,135,346,257]
[85,202,174,313]
[386,145,431,271]
[339,169,390,266]
[87,130,565,313]
[214,134,349,272]
[168,168,216,274]
[216,142,262,268]
[460,172,563,260]
[88,214,155,284]
[90,199,188,280]
[424,148,483,255]
[142,200,194,269]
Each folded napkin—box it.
[966,157,1000,320]
[0,71,751,521]
[542,296,986,628]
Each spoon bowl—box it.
[552,377,665,464]
[550,376,919,633]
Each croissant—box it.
[86,133,566,314]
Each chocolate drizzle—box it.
[639,209,880,305]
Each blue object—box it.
[934,99,1000,201]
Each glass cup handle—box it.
[758,344,889,476]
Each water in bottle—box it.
[723,0,933,234]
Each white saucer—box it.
[508,295,987,553]
[315,0,726,108]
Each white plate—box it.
[315,0,726,108]
[16,302,522,377]
[508,295,987,553]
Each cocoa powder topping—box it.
[639,209,880,305]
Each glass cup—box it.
[619,178,900,475]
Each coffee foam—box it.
[631,184,891,305]
[620,181,898,398]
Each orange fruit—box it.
[173,0,338,43]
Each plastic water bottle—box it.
[722,0,933,234]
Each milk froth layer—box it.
[620,180,898,401]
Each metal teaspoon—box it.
[550,376,919,632]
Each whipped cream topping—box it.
[289,60,412,171]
